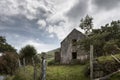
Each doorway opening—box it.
[72,52,77,59]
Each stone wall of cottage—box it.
[60,29,87,64]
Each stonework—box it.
[55,51,61,62]
[60,29,88,64]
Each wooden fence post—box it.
[23,58,26,72]
[41,53,46,80]
[90,45,94,80]
[32,57,37,80]
[18,58,21,67]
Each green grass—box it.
[6,65,89,80]
[110,72,120,80]
[5,65,40,80]
[46,65,89,80]
[98,53,120,62]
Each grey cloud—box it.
[0,14,57,43]
[47,19,65,26]
[36,7,53,19]
[0,0,64,52]
[0,0,54,20]
[66,0,88,21]
[0,0,58,43]
[92,0,120,10]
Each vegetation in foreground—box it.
[47,65,89,80]
[98,53,120,62]
[110,72,120,80]
[5,64,89,80]
[5,63,120,80]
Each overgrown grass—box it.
[13,66,34,80]
[5,76,14,80]
[5,65,40,80]
[98,53,120,62]
[6,64,89,80]
[47,65,89,80]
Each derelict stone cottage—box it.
[57,29,88,64]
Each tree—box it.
[103,40,120,55]
[19,45,37,65]
[79,15,93,35]
[0,52,18,75]
[0,36,18,75]
[80,20,120,56]
[0,36,16,53]
[79,15,94,80]
[79,19,120,80]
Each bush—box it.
[13,66,33,80]
[13,73,32,80]
[70,59,88,65]
[110,73,120,80]
[48,59,60,65]
[0,52,18,75]
[5,76,14,80]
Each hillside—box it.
[46,48,60,61]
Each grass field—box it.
[47,65,89,80]
[5,63,120,80]
[5,64,89,80]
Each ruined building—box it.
[58,29,88,64]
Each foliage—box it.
[103,40,120,55]
[100,61,119,76]
[110,72,120,80]
[6,66,40,80]
[80,20,120,56]
[79,15,93,35]
[47,59,60,65]
[13,66,34,80]
[0,36,17,75]
[5,76,14,80]
[5,66,39,80]
[0,36,16,53]
[98,53,120,62]
[47,59,55,65]
[6,65,89,80]
[19,45,37,65]
[33,54,41,65]
[0,52,18,75]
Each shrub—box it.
[0,52,18,75]
[5,76,14,80]
[48,59,60,65]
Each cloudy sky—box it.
[0,0,120,53]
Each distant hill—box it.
[46,48,60,60]
[37,48,60,61]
